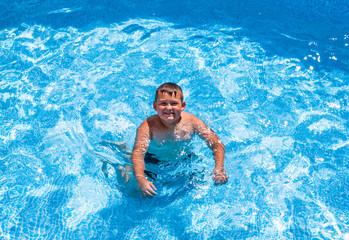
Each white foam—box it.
[327,102,341,109]
[261,136,294,153]
[1,92,11,102]
[48,7,82,14]
[27,183,58,197]
[308,118,343,134]
[283,154,310,180]
[297,110,338,124]
[344,233,349,240]
[330,140,349,150]
[44,119,94,174]
[64,176,111,229]
[251,152,275,170]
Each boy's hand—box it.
[212,168,228,185]
[136,177,157,198]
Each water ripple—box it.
[0,19,348,239]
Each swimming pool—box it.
[1,0,348,239]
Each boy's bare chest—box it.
[151,124,195,142]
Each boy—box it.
[132,82,227,198]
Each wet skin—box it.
[132,92,228,198]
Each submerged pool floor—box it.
[0,1,348,239]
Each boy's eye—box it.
[158,101,179,106]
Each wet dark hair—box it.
[155,82,183,102]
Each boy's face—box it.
[153,91,186,125]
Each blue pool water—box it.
[1,0,348,239]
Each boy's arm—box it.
[193,117,228,185]
[132,120,157,197]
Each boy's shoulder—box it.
[181,111,198,121]
[146,114,160,123]
[181,112,207,129]
[143,115,162,128]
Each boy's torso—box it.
[147,112,196,144]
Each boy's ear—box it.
[153,101,157,110]
[181,101,186,111]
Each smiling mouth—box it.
[164,112,174,118]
